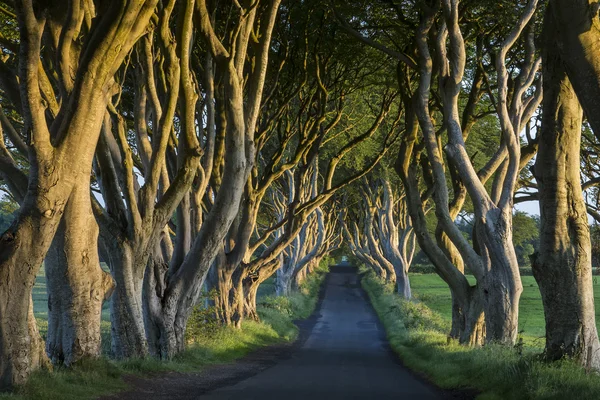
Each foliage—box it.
[185,291,222,343]
[512,212,540,267]
[590,224,600,269]
[362,270,600,399]
[0,196,17,232]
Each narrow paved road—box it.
[199,267,440,400]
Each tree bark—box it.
[140,0,282,359]
[243,261,280,320]
[0,0,157,388]
[45,179,114,365]
[276,252,294,296]
[548,0,600,137]
[532,13,600,368]
[477,212,522,345]
[102,240,148,359]
[396,108,484,346]
[458,287,486,346]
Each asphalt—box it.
[198,267,441,400]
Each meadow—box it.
[409,273,600,348]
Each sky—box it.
[515,200,539,216]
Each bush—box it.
[186,304,222,343]
[259,295,294,317]
[409,263,437,274]
[520,267,533,276]
[185,289,223,343]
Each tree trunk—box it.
[276,268,292,297]
[244,262,280,320]
[458,287,486,346]
[0,169,83,388]
[103,242,148,358]
[548,0,600,137]
[27,297,50,374]
[45,179,114,365]
[230,268,245,329]
[396,271,411,300]
[292,266,308,290]
[0,1,157,387]
[307,256,322,275]
[143,247,173,358]
[532,17,600,368]
[243,277,260,321]
[214,264,235,326]
[396,119,485,346]
[139,0,281,360]
[477,210,522,345]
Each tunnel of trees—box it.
[1,0,600,391]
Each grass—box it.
[409,273,600,348]
[2,261,330,400]
[362,270,600,399]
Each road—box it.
[198,267,441,400]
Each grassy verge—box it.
[2,261,329,400]
[361,269,600,400]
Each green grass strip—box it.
[360,269,600,400]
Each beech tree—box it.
[531,0,600,369]
[2,0,600,389]
[0,0,157,388]
[337,0,542,345]
[91,0,204,358]
[201,2,403,326]
[341,176,415,298]
[141,0,282,359]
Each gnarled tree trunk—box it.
[532,14,600,368]
[0,0,157,388]
[45,179,114,365]
[477,210,522,345]
[243,261,280,320]
[102,240,148,358]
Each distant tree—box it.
[512,212,539,267]
[0,197,17,232]
[590,224,600,269]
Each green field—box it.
[409,273,600,347]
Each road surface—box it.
[198,267,440,400]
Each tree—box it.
[141,0,282,359]
[512,212,539,267]
[336,0,542,345]
[531,2,600,369]
[341,176,415,298]
[91,0,203,359]
[0,0,157,388]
